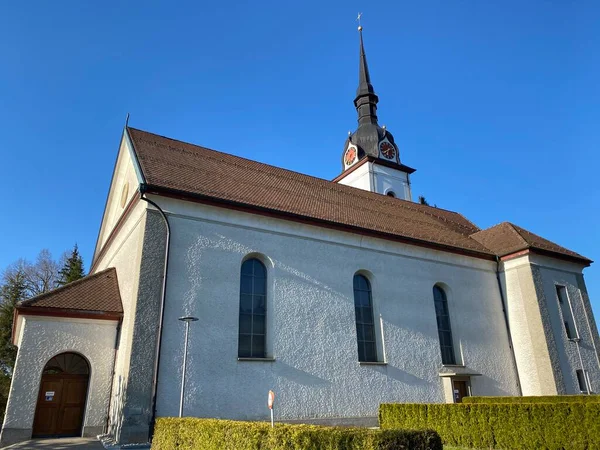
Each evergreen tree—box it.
[57,244,85,286]
[0,263,27,375]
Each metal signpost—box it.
[268,390,275,427]
[178,316,199,418]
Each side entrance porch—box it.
[0,269,123,448]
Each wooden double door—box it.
[32,374,89,437]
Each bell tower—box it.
[334,25,416,200]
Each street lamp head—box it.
[179,316,199,323]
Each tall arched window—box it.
[433,285,456,365]
[238,258,267,358]
[353,274,377,362]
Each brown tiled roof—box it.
[128,127,494,258]
[471,222,591,264]
[126,127,590,264]
[18,268,123,313]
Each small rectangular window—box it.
[576,369,587,392]
[556,285,578,340]
[564,321,573,339]
[556,285,567,304]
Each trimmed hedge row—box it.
[379,402,600,450]
[152,417,442,450]
[463,395,600,404]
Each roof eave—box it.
[500,247,592,267]
[16,306,123,321]
[143,183,496,262]
[332,156,416,182]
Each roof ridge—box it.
[129,127,477,234]
[503,222,532,248]
[508,222,589,260]
[19,267,116,307]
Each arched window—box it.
[353,274,377,362]
[433,286,456,365]
[386,191,396,197]
[238,258,267,358]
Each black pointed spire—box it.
[341,24,412,173]
[357,28,375,97]
[354,27,379,125]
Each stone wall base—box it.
[83,425,105,438]
[0,428,32,448]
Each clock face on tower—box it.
[344,146,357,166]
[380,141,396,160]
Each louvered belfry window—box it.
[238,258,267,358]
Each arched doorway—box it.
[32,352,89,438]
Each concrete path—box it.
[2,437,103,449]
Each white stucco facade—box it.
[4,128,599,447]
[337,161,412,200]
[153,196,520,422]
[502,254,599,396]
[0,316,118,447]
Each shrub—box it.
[379,402,600,450]
[463,395,600,404]
[152,417,442,450]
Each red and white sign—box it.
[268,390,275,410]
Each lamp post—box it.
[178,316,198,417]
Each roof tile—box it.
[128,128,493,257]
[18,268,123,313]
[126,127,590,265]
[471,222,591,264]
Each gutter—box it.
[139,184,171,442]
[142,183,497,262]
[495,256,523,396]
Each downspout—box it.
[568,293,591,394]
[104,319,123,434]
[495,256,523,396]
[139,184,171,441]
[578,276,600,372]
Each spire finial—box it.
[356,12,363,31]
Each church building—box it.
[1,28,599,447]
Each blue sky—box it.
[1,1,598,320]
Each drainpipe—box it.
[578,277,600,372]
[495,256,523,395]
[139,184,171,442]
[104,319,123,434]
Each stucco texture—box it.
[0,317,117,447]
[501,254,600,396]
[153,198,519,422]
[532,256,600,393]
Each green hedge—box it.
[379,403,600,450]
[463,395,600,404]
[152,417,442,450]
